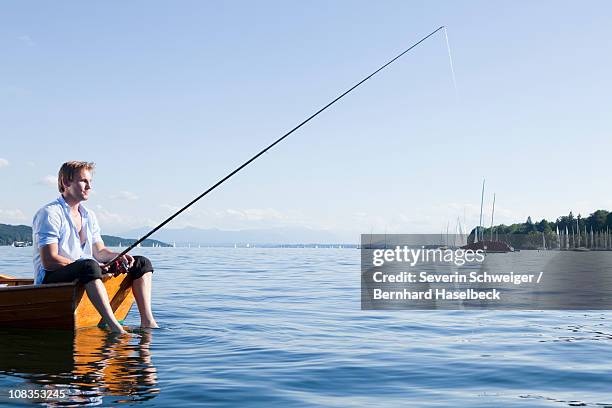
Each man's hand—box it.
[120,254,135,269]
[109,254,134,276]
[93,242,134,268]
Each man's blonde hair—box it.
[58,161,95,193]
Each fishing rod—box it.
[108,25,445,265]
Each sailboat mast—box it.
[490,193,496,242]
[478,179,485,242]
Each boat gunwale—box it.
[0,274,117,292]
[0,281,76,292]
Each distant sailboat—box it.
[462,186,512,253]
[456,216,466,247]
[477,178,485,243]
[489,193,496,242]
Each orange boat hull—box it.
[0,274,134,330]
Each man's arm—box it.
[40,243,74,271]
[93,241,115,263]
[93,242,133,266]
[35,207,68,271]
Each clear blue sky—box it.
[1,1,611,239]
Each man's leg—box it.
[132,272,158,328]
[85,279,126,333]
[129,256,158,328]
[44,259,126,334]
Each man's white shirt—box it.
[32,196,103,284]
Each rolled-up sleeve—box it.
[89,210,104,244]
[34,208,62,247]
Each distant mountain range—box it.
[0,223,357,246]
[117,226,353,245]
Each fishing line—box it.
[443,26,458,95]
[109,25,446,264]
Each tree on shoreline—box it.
[470,209,611,249]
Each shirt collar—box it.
[57,195,89,218]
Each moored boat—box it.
[461,240,514,253]
[0,273,135,330]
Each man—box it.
[32,161,158,334]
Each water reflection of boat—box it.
[0,274,134,330]
[0,327,158,405]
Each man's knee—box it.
[130,256,154,280]
[78,259,102,283]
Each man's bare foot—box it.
[140,320,159,329]
[108,321,127,334]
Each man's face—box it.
[64,168,92,202]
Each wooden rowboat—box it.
[0,273,135,330]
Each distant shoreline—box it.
[0,223,170,248]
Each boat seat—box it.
[0,276,35,286]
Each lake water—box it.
[1,247,612,407]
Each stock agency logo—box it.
[360,234,612,310]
